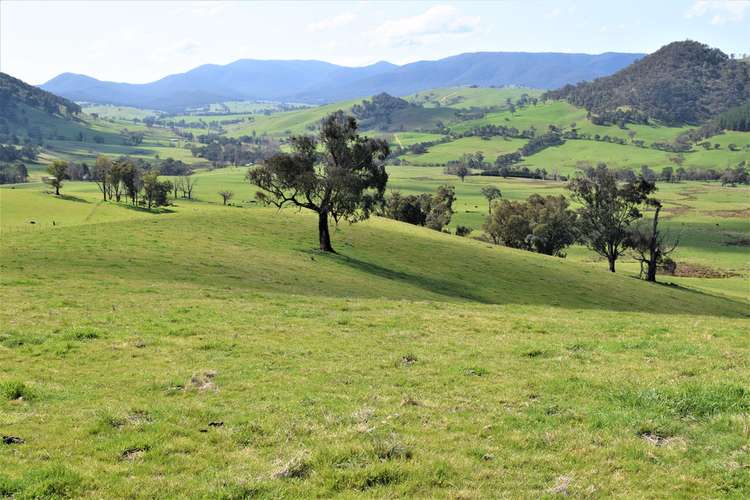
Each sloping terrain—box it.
[545,41,750,124]
[1,191,748,496]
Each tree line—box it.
[44,156,196,209]
[246,112,680,282]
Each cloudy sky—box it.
[1,0,748,85]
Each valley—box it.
[1,35,749,498]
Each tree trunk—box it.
[646,259,657,282]
[318,210,334,252]
[646,205,661,282]
[55,185,60,196]
[607,256,616,272]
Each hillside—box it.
[1,181,749,496]
[544,41,750,125]
[0,72,85,142]
[40,51,643,111]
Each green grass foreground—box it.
[1,201,749,497]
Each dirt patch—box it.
[670,263,738,278]
[547,475,572,495]
[676,187,707,201]
[706,208,750,218]
[120,447,147,461]
[273,453,310,479]
[640,432,684,447]
[188,370,218,392]
[660,203,692,218]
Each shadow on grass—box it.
[56,194,90,203]
[653,279,750,309]
[315,251,489,304]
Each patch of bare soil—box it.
[707,208,750,218]
[640,432,685,448]
[120,447,147,461]
[547,475,572,495]
[188,370,218,392]
[676,187,707,201]
[670,263,738,278]
[661,204,692,218]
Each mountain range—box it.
[40,51,644,111]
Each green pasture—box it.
[1,192,749,497]
[403,137,527,165]
[406,86,543,109]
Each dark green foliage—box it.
[248,112,389,252]
[0,72,81,121]
[351,93,412,129]
[46,160,69,195]
[545,41,750,124]
[191,135,279,166]
[382,185,455,231]
[720,165,749,186]
[483,194,577,257]
[142,171,172,208]
[1,380,34,400]
[0,162,28,184]
[159,158,192,176]
[568,164,656,272]
[519,129,564,156]
[717,102,750,131]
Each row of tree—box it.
[480,164,677,280]
[45,156,196,208]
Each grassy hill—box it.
[406,86,542,109]
[1,181,749,496]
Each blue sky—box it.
[1,0,748,84]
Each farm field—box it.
[1,177,749,496]
[403,136,527,165]
[406,86,542,109]
[2,79,750,498]
[2,10,749,498]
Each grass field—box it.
[406,86,542,109]
[403,137,528,166]
[2,179,749,497]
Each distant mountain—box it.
[544,41,750,125]
[40,52,643,111]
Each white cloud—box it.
[307,12,357,33]
[150,39,202,65]
[173,39,201,56]
[371,5,480,47]
[685,0,750,25]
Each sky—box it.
[1,0,749,85]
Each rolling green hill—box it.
[406,86,542,109]
[1,180,749,496]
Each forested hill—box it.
[0,72,81,120]
[543,41,750,125]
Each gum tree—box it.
[248,111,389,252]
[568,164,655,272]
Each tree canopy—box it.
[248,111,389,252]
